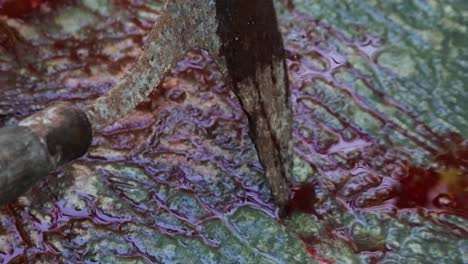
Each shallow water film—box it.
[0,0,467,263]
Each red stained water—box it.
[302,136,465,215]
[286,182,317,215]
[281,9,468,259]
[395,138,468,217]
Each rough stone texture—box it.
[281,1,468,262]
[0,0,467,263]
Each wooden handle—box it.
[0,102,92,204]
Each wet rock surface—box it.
[0,0,467,263]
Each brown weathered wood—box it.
[213,0,292,211]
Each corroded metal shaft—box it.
[0,102,92,204]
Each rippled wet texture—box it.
[0,0,467,263]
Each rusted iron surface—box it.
[84,0,221,131]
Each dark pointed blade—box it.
[214,0,292,211]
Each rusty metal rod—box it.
[0,102,92,204]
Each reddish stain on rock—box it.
[395,137,468,217]
[0,0,48,18]
[286,182,317,215]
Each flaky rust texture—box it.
[84,0,221,131]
